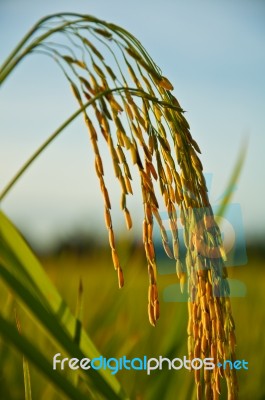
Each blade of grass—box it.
[216,141,247,218]
[15,310,33,400]
[0,257,125,400]
[74,279,84,346]
[0,211,129,400]
[72,279,84,387]
[23,357,32,400]
[0,313,91,400]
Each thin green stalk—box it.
[0,19,83,84]
[0,87,174,201]
[0,314,91,400]
[0,19,44,75]
[23,357,32,400]
[0,13,108,84]
[0,13,72,74]
[0,12,154,85]
[216,140,247,217]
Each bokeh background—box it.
[0,1,265,399]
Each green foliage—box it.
[0,211,128,400]
[0,233,264,399]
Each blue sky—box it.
[1,0,265,249]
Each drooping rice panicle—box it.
[0,13,239,398]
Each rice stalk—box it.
[0,13,239,399]
[15,310,33,400]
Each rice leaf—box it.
[216,142,247,217]
[0,313,91,400]
[15,310,33,400]
[23,357,32,400]
[0,210,129,400]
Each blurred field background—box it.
[0,235,264,400]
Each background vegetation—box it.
[0,233,264,399]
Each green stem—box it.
[216,141,247,217]
[0,14,78,72]
[0,19,44,76]
[0,13,106,85]
[0,19,83,85]
[0,87,166,201]
[0,12,144,85]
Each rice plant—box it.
[0,13,238,399]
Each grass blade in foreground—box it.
[15,310,33,400]
[0,210,128,400]
[23,357,32,400]
[0,314,91,400]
